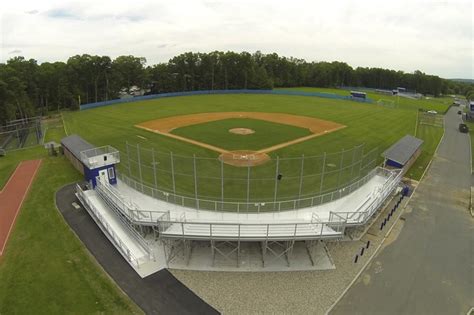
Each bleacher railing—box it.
[80,145,120,168]
[156,218,346,241]
[117,166,397,214]
[95,178,169,224]
[334,168,402,225]
[76,184,141,268]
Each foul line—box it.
[136,124,345,159]
[61,112,69,136]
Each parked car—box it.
[458,110,462,115]
[427,110,437,115]
[459,123,469,133]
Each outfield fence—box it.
[79,89,374,110]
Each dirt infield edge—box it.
[135,112,346,167]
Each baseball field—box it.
[63,90,447,203]
[0,88,450,313]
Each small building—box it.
[382,135,423,174]
[61,135,119,187]
[350,91,367,100]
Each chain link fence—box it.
[0,117,44,152]
[120,143,381,208]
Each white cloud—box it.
[0,0,472,78]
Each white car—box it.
[427,110,437,115]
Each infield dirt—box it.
[136,112,345,167]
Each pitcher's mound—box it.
[229,128,255,135]
[219,150,270,167]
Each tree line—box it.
[1,51,473,125]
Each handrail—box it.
[117,166,392,213]
[94,180,155,257]
[332,169,402,225]
[157,219,346,240]
[76,184,141,268]
[95,179,168,224]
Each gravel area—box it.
[170,194,407,314]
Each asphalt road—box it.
[56,183,219,315]
[331,106,474,315]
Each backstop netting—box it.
[120,142,381,211]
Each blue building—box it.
[61,135,120,187]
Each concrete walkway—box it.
[331,106,474,314]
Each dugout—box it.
[350,91,367,100]
[382,135,423,174]
[61,134,120,187]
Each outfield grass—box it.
[63,92,447,202]
[171,118,312,151]
[0,142,141,314]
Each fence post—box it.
[152,148,158,189]
[319,152,326,193]
[126,141,132,177]
[193,154,198,209]
[136,143,143,191]
[350,146,357,178]
[298,154,305,205]
[170,152,176,201]
[273,156,280,210]
[359,146,365,177]
[221,157,224,208]
[246,165,250,210]
[337,148,345,188]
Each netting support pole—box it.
[246,165,251,210]
[152,148,158,189]
[350,146,357,178]
[193,154,198,209]
[319,152,326,194]
[337,148,345,188]
[126,142,132,177]
[273,156,280,210]
[221,158,224,208]
[297,154,305,205]
[359,147,365,177]
[170,152,176,199]
[137,143,143,190]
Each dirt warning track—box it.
[136,112,345,167]
[0,160,42,256]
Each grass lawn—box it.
[171,118,312,151]
[63,92,447,202]
[0,138,141,314]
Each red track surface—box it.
[0,160,42,256]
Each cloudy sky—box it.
[1,0,473,78]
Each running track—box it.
[0,160,42,256]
